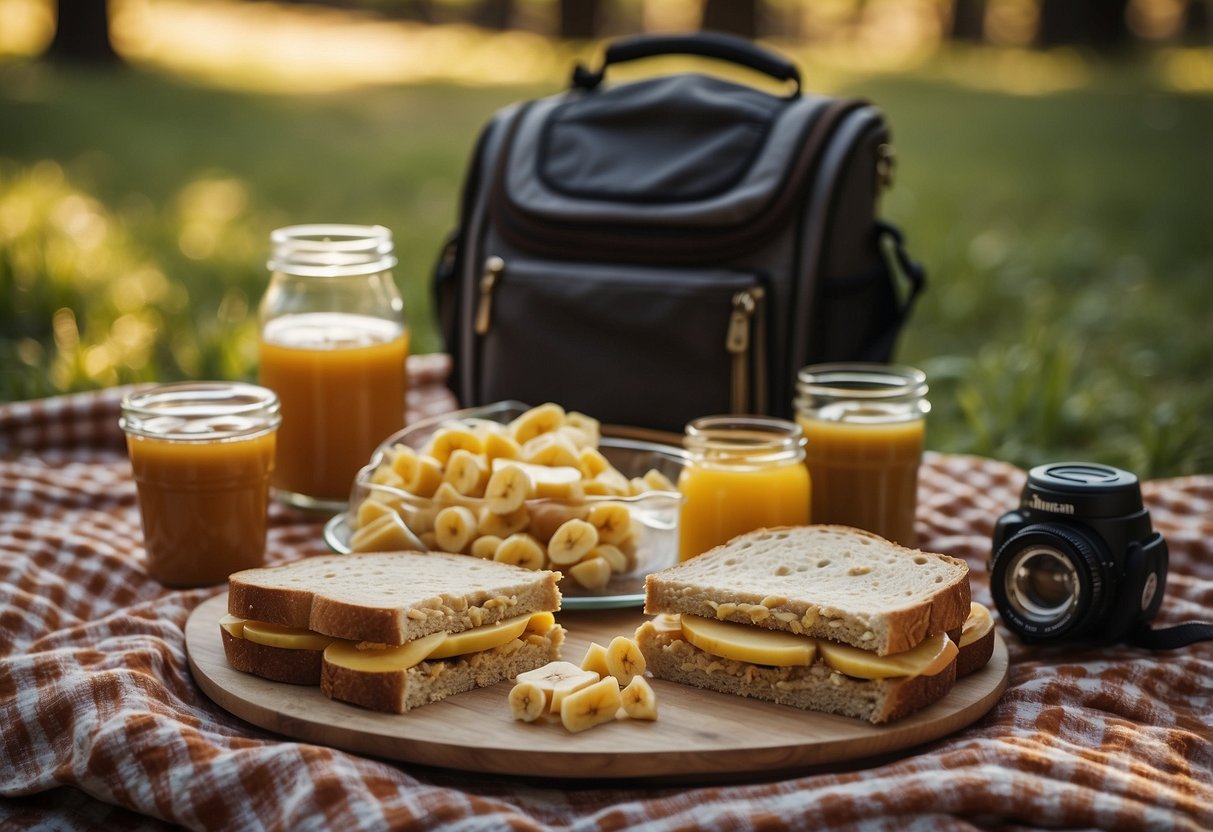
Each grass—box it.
[1,43,1210,478]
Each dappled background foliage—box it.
[1,0,1211,477]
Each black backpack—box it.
[435,32,925,434]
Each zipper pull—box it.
[727,288,760,414]
[474,256,505,336]
[726,290,756,354]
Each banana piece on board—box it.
[620,676,658,721]
[515,661,600,714]
[605,636,646,686]
[560,676,622,733]
[508,681,546,723]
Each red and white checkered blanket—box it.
[2,355,1211,830]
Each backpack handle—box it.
[572,33,801,97]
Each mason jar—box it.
[678,415,810,561]
[120,382,281,587]
[795,363,929,546]
[258,224,408,511]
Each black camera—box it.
[990,462,1169,644]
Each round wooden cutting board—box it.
[186,593,1009,780]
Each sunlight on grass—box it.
[113,0,575,92]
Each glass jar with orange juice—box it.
[121,382,281,587]
[677,415,811,561]
[259,224,408,511]
[795,363,929,547]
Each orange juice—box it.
[260,312,408,504]
[678,460,810,561]
[798,415,923,546]
[120,382,280,587]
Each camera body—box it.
[990,462,1168,644]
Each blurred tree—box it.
[701,0,759,38]
[47,0,121,64]
[950,0,987,41]
[560,0,600,38]
[1038,0,1132,50]
[475,0,513,29]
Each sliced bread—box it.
[322,623,565,713]
[635,620,955,724]
[645,526,970,656]
[228,552,561,645]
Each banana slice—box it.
[426,426,483,465]
[619,676,658,721]
[510,403,565,444]
[564,411,601,447]
[389,444,419,481]
[577,447,610,479]
[524,611,556,636]
[493,533,546,570]
[547,519,599,566]
[444,449,489,497]
[508,681,546,723]
[478,505,530,538]
[355,497,396,529]
[349,511,425,553]
[642,468,677,492]
[586,502,631,546]
[433,505,477,552]
[483,431,522,463]
[469,534,503,559]
[589,544,628,573]
[605,635,646,686]
[515,660,600,713]
[485,464,531,515]
[432,482,474,506]
[591,468,632,496]
[558,424,593,450]
[522,432,580,468]
[370,466,404,488]
[559,676,622,733]
[405,455,444,498]
[581,641,612,678]
[568,556,612,591]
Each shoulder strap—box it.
[1127,621,1213,650]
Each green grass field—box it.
[1,46,1210,478]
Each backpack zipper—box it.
[727,287,765,413]
[474,256,505,335]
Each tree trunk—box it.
[560,0,600,39]
[1037,0,1132,51]
[950,0,987,42]
[701,0,759,40]
[474,0,513,30]
[47,0,121,64]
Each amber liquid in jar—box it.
[795,364,928,547]
[259,224,407,510]
[260,312,407,503]
[121,383,280,587]
[678,416,811,561]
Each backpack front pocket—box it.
[471,257,766,432]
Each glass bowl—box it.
[325,401,686,609]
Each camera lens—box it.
[1004,545,1080,623]
[991,523,1113,641]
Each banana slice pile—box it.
[509,636,658,732]
[350,403,677,591]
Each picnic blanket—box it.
[2,354,1210,831]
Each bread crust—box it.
[955,626,996,679]
[635,621,955,724]
[227,552,561,645]
[645,525,970,655]
[220,629,324,686]
[321,625,565,713]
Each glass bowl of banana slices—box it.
[323,401,687,608]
